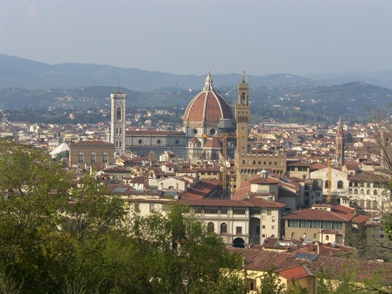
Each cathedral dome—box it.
[183,71,233,123]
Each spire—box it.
[337,115,343,137]
[203,70,214,91]
[241,70,246,84]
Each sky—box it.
[1,0,392,76]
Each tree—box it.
[257,267,287,294]
[0,141,246,293]
[127,204,246,294]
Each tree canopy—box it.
[0,141,245,293]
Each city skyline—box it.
[1,0,392,76]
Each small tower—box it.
[335,115,344,169]
[110,91,126,156]
[234,71,251,191]
[235,71,250,155]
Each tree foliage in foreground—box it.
[0,141,245,293]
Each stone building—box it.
[110,71,236,160]
[234,73,286,190]
[69,140,114,168]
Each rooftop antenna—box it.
[117,78,120,92]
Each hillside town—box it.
[2,72,392,292]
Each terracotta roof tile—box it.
[279,265,313,280]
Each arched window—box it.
[102,153,108,163]
[325,235,329,241]
[117,107,121,120]
[324,180,329,189]
[90,153,96,163]
[354,188,358,194]
[78,152,84,163]
[207,222,214,233]
[337,180,343,189]
[220,223,227,234]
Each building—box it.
[69,140,114,169]
[335,116,345,169]
[234,73,286,190]
[110,72,236,160]
[110,91,126,156]
[282,204,355,245]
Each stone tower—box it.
[335,115,344,169]
[110,91,126,156]
[235,71,250,155]
[233,72,287,193]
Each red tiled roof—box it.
[204,138,222,148]
[352,214,370,224]
[244,197,286,208]
[228,248,392,283]
[279,265,313,280]
[287,161,310,167]
[183,90,233,122]
[250,177,280,185]
[177,199,253,207]
[282,208,355,222]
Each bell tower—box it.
[235,71,250,155]
[335,115,344,169]
[110,91,127,156]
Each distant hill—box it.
[1,54,392,125]
[0,54,317,91]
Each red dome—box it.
[183,72,233,122]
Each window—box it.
[90,153,96,163]
[205,207,218,214]
[325,180,329,189]
[310,221,320,228]
[78,152,84,163]
[262,225,265,229]
[247,279,256,291]
[207,222,214,233]
[337,180,343,189]
[272,225,275,230]
[117,107,121,120]
[321,221,330,229]
[233,208,246,215]
[250,208,261,214]
[332,222,342,229]
[220,208,228,214]
[150,203,155,212]
[267,210,271,216]
[236,226,242,234]
[102,153,108,163]
[134,203,140,212]
[256,226,260,234]
[288,220,299,227]
[299,220,309,228]
[220,223,227,234]
[325,235,329,241]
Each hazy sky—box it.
[1,0,392,76]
